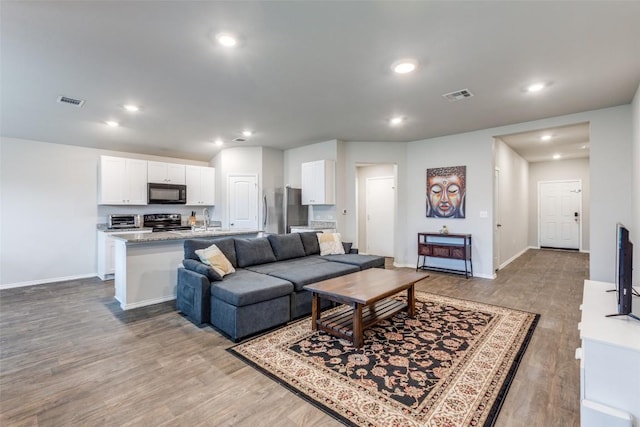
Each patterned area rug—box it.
[229,292,539,427]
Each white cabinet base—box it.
[114,239,184,310]
[578,280,640,427]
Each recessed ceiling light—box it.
[105,120,119,127]
[242,130,253,137]
[216,33,238,47]
[123,104,140,112]
[527,83,545,93]
[389,116,404,126]
[391,59,418,74]
[553,153,561,160]
[215,139,223,147]
[540,134,552,141]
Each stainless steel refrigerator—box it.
[263,186,308,234]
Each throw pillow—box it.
[317,232,346,256]
[195,244,236,277]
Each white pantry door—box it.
[539,180,581,250]
[365,176,395,256]
[228,175,258,230]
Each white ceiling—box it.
[1,1,639,161]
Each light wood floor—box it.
[0,249,588,426]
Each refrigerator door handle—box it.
[263,194,267,227]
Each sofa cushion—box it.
[267,234,306,261]
[244,256,329,275]
[318,232,346,256]
[267,261,359,291]
[234,237,277,267]
[322,254,386,270]
[184,238,238,267]
[298,231,321,256]
[195,244,236,277]
[183,259,222,282]
[210,269,293,307]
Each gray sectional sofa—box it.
[176,232,385,341]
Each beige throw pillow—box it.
[317,233,345,256]
[195,244,236,277]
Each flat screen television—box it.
[606,223,639,321]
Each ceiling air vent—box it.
[232,137,247,143]
[57,95,85,107]
[442,89,474,102]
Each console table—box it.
[416,232,472,278]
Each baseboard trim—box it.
[121,295,176,311]
[499,247,530,270]
[0,273,97,290]
[392,262,494,280]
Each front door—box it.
[539,180,581,250]
[228,175,258,230]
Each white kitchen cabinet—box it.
[98,156,148,205]
[97,229,152,280]
[301,160,335,205]
[577,280,640,427]
[186,165,215,205]
[147,161,186,184]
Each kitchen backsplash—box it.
[97,205,215,226]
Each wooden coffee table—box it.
[304,269,428,348]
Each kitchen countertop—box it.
[109,229,261,244]
[97,224,153,233]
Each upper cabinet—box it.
[98,156,148,205]
[147,161,186,184]
[301,160,335,205]
[185,165,215,205]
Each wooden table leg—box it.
[352,303,363,348]
[407,284,415,317]
[311,292,319,331]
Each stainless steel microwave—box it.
[147,183,187,204]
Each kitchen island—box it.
[110,229,259,310]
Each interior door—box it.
[539,180,581,250]
[493,168,501,271]
[228,175,258,230]
[365,176,394,256]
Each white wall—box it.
[587,106,633,281]
[528,158,591,251]
[494,138,529,267]
[0,137,207,287]
[406,133,495,278]
[396,105,631,281]
[211,146,262,226]
[632,83,640,287]
[283,140,337,187]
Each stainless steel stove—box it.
[143,213,192,232]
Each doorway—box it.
[356,164,396,257]
[538,180,582,250]
[228,174,259,230]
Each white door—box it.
[493,168,501,271]
[228,175,258,230]
[365,176,394,256]
[539,180,582,250]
